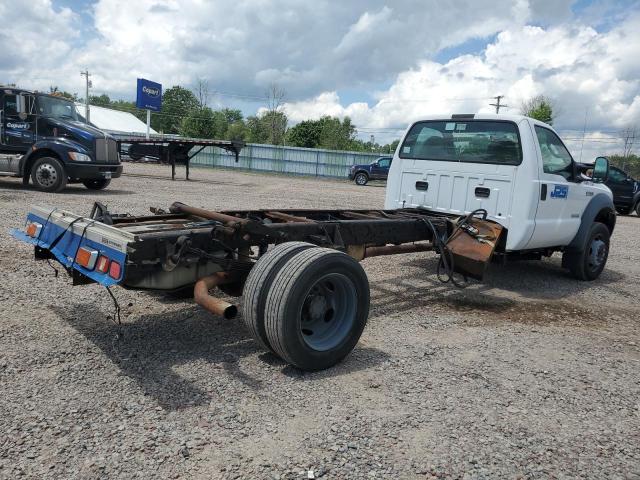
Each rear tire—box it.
[83,179,111,190]
[354,172,369,186]
[264,247,370,371]
[241,242,315,352]
[564,222,610,281]
[636,202,640,217]
[31,157,67,192]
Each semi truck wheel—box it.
[264,247,370,371]
[31,157,67,193]
[242,242,315,352]
[83,179,111,190]
[354,172,369,186]
[564,222,610,281]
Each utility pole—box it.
[579,107,589,162]
[490,95,508,114]
[80,70,92,123]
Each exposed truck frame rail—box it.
[13,202,502,371]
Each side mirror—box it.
[16,95,28,120]
[592,156,609,183]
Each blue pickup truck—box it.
[348,156,393,186]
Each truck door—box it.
[606,167,635,212]
[371,157,391,179]
[1,93,34,150]
[527,125,583,249]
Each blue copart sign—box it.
[136,78,162,111]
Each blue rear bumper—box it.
[11,213,127,287]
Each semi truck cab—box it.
[0,87,122,192]
[385,114,616,280]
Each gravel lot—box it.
[1,163,639,479]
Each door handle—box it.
[540,184,547,201]
[475,187,490,198]
[415,181,428,191]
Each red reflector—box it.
[96,256,110,273]
[75,247,98,270]
[26,222,42,237]
[109,261,121,279]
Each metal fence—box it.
[190,143,384,178]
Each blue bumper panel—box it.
[11,213,127,287]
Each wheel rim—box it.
[587,236,607,272]
[355,174,366,185]
[299,273,357,351]
[35,163,58,188]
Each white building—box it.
[75,103,157,136]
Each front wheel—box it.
[31,157,67,192]
[636,202,640,217]
[83,179,111,190]
[564,222,610,281]
[264,247,370,371]
[354,172,369,186]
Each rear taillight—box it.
[96,256,110,273]
[75,247,99,270]
[109,260,121,279]
[26,222,42,238]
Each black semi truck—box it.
[0,87,122,192]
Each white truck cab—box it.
[385,114,616,280]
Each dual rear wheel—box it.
[242,242,370,371]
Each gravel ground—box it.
[1,163,639,479]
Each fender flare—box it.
[18,140,76,178]
[567,193,616,252]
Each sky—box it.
[1,0,639,157]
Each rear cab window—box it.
[400,120,522,165]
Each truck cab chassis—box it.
[13,201,502,371]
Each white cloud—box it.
[1,0,638,159]
[283,15,640,157]
[1,0,572,99]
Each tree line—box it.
[52,84,398,153]
[51,86,637,166]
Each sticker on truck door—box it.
[550,184,568,199]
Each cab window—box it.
[399,120,522,165]
[608,167,627,183]
[534,126,573,177]
[3,95,18,116]
[378,158,391,168]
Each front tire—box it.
[264,247,370,371]
[31,157,67,192]
[354,172,369,186]
[83,179,111,190]
[564,222,610,281]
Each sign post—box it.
[135,78,162,139]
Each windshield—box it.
[400,120,522,165]
[37,95,78,121]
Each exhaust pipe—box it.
[194,272,238,320]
